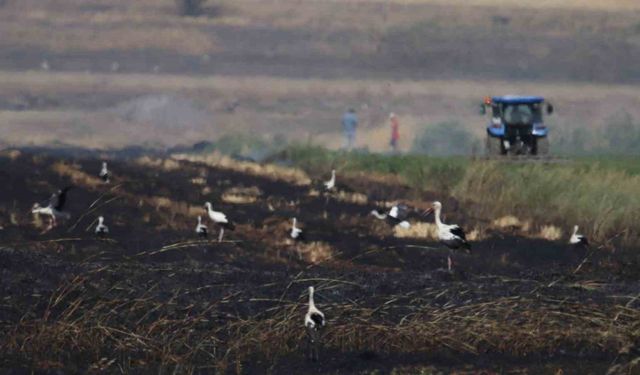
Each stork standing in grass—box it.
[31,186,73,232]
[290,217,305,259]
[304,286,325,361]
[94,216,109,237]
[569,225,588,247]
[290,217,304,240]
[370,204,411,229]
[99,161,110,183]
[423,201,471,271]
[323,169,336,192]
[204,202,235,242]
[195,215,208,238]
[320,169,336,218]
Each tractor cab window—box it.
[502,103,538,125]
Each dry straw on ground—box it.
[393,222,438,239]
[298,242,334,264]
[492,215,531,232]
[135,157,182,172]
[537,225,564,241]
[221,186,262,204]
[51,162,103,189]
[2,275,638,372]
[172,153,311,186]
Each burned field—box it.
[0,150,639,374]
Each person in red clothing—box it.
[389,112,400,153]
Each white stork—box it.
[371,204,411,229]
[569,225,588,246]
[204,202,235,242]
[304,286,326,361]
[94,216,109,237]
[99,161,110,183]
[290,217,304,240]
[195,215,208,238]
[323,169,336,191]
[31,186,72,231]
[423,201,471,271]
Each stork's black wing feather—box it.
[449,225,467,241]
[393,204,410,221]
[310,312,325,328]
[198,227,208,238]
[335,182,354,193]
[578,236,589,246]
[50,186,73,210]
[291,229,305,241]
[221,220,235,230]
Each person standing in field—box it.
[389,112,400,153]
[342,108,358,150]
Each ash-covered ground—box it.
[0,149,638,374]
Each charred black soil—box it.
[0,149,639,374]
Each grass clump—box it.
[282,145,640,248]
[453,162,640,246]
[284,144,469,193]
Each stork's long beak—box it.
[422,208,434,217]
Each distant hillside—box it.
[0,0,640,83]
[1,0,640,152]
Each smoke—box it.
[411,121,478,156]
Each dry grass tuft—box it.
[145,196,201,218]
[492,215,531,232]
[333,191,368,205]
[221,194,257,204]
[393,222,438,239]
[299,242,333,263]
[0,149,22,160]
[466,228,486,241]
[221,186,262,204]
[135,157,181,172]
[51,162,103,188]
[172,153,311,186]
[537,225,564,241]
[190,177,207,186]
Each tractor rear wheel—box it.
[486,136,502,156]
[536,137,549,155]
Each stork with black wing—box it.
[31,186,73,231]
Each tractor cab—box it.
[481,96,553,155]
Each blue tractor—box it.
[480,96,554,156]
